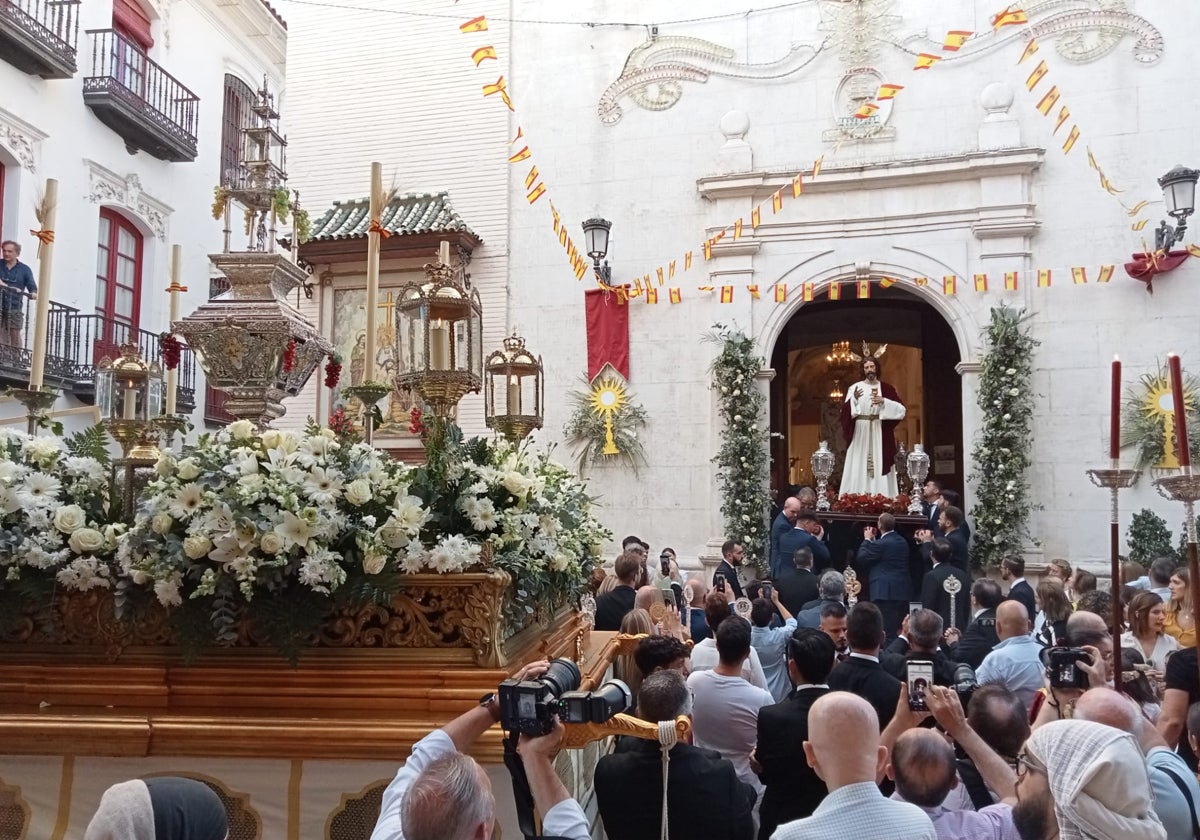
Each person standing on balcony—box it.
[0,241,36,348]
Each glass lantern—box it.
[484,333,544,441]
[811,440,835,511]
[97,342,163,461]
[907,444,931,514]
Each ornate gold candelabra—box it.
[96,343,164,519]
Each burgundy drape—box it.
[1124,249,1190,294]
[584,288,630,380]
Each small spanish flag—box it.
[1054,106,1070,134]
[857,279,871,299]
[720,286,734,304]
[698,285,714,293]
[876,83,904,100]
[1132,219,1149,231]
[828,282,842,301]
[914,276,929,287]
[1004,272,1019,291]
[1126,200,1149,216]
[508,145,531,163]
[747,285,761,300]
[656,267,665,286]
[914,53,942,70]
[685,251,693,270]
[1071,267,1087,285]
[629,280,642,298]
[1062,125,1080,154]
[1018,38,1039,64]
[1097,265,1114,283]
[558,227,567,246]
[791,174,804,198]
[525,166,540,189]
[703,240,713,261]
[993,6,1029,29]
[712,230,726,244]
[812,156,824,177]
[1036,86,1060,115]
[643,274,650,291]
[943,275,958,295]
[460,15,488,32]
[1037,269,1052,288]
[734,218,743,240]
[645,287,658,304]
[669,287,682,304]
[751,207,761,229]
[772,189,784,213]
[1025,60,1048,91]
[802,282,815,301]
[526,183,546,204]
[855,103,879,119]
[669,260,676,279]
[943,30,972,51]
[472,46,498,66]
[879,277,896,289]
[974,273,988,292]
[774,283,787,303]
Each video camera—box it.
[498,658,632,737]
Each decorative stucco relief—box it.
[0,108,46,172]
[85,160,173,241]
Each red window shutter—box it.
[112,0,153,50]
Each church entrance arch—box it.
[766,286,964,503]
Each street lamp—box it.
[484,333,544,442]
[582,217,612,283]
[1155,165,1200,252]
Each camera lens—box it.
[542,658,582,696]
[589,678,632,720]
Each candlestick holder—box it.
[1154,469,1200,691]
[152,415,190,451]
[7,386,59,435]
[343,381,393,446]
[1087,467,1139,691]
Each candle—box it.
[1169,353,1190,469]
[1110,355,1121,461]
[365,162,383,382]
[27,178,57,391]
[123,384,137,420]
[507,375,520,413]
[439,240,450,266]
[430,320,450,370]
[165,244,182,416]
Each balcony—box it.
[82,29,198,162]
[0,0,79,79]
[0,304,196,414]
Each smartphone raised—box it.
[660,556,671,576]
[907,660,934,712]
[762,582,773,601]
[715,576,727,594]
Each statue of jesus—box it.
[838,355,905,496]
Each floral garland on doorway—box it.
[707,325,772,572]
[968,306,1039,569]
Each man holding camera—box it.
[370,660,588,840]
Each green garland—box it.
[707,324,771,572]
[968,306,1039,568]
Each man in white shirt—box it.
[692,591,769,689]
[751,587,799,702]
[370,660,588,840]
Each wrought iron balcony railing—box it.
[82,29,199,162]
[0,0,79,79]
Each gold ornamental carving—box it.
[561,713,692,749]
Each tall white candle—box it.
[507,376,520,412]
[165,244,182,416]
[365,162,383,382]
[430,320,450,370]
[439,240,450,266]
[123,384,137,420]
[27,178,57,391]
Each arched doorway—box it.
[768,286,964,500]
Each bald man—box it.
[1077,688,1200,840]
[975,601,1044,712]
[770,497,803,579]
[771,692,935,840]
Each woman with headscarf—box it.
[85,777,229,840]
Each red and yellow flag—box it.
[1054,106,1071,134]
[645,287,659,304]
[471,46,498,66]
[974,273,988,292]
[1071,267,1087,285]
[1025,60,1048,91]
[1004,272,1018,291]
[703,240,713,261]
[460,15,488,32]
[774,283,787,303]
[914,276,929,287]
[876,84,904,100]
[828,281,842,301]
[669,287,682,304]
[914,53,942,70]
[1126,200,1149,216]
[656,267,665,286]
[1036,86,1060,115]
[812,156,824,177]
[698,285,714,293]
[943,30,972,51]
[1097,265,1114,283]
[669,260,676,279]
[1018,38,1039,63]
[733,218,743,240]
[791,174,804,198]
[1132,219,1149,231]
[1037,269,1052,287]
[526,183,546,204]
[720,286,734,304]
[751,207,761,229]
[747,285,761,300]
[558,227,568,246]
[993,6,1029,29]
[879,277,896,289]
[685,251,693,271]
[855,103,879,119]
[508,146,531,163]
[857,279,871,299]
[802,282,815,302]
[1062,125,1081,154]
[772,189,784,213]
[943,275,958,295]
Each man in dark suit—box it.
[595,669,756,840]
[826,602,901,729]
[775,518,830,582]
[796,570,845,628]
[769,496,801,579]
[920,478,943,531]
[943,578,1003,670]
[754,628,835,839]
[918,505,970,573]
[854,512,911,640]
[713,540,746,599]
[938,491,972,543]
[881,608,959,687]
[775,547,820,616]
[594,551,641,631]
[1000,554,1036,620]
[921,538,970,632]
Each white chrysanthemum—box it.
[22,435,62,464]
[426,542,457,572]
[167,483,205,519]
[56,557,112,591]
[303,466,343,504]
[0,460,26,483]
[469,504,498,532]
[459,495,482,517]
[225,419,255,439]
[154,577,183,606]
[17,472,61,507]
[392,495,430,532]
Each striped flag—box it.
[643,274,650,291]
[1018,38,1039,63]
[855,103,879,119]
[460,15,488,32]
[1037,269,1052,287]
[559,227,567,246]
[802,282,815,301]
[685,251,693,270]
[774,283,787,303]
[792,174,804,198]
[734,218,743,240]
[1097,265,1114,283]
[703,240,713,261]
[1025,60,1048,90]
[943,30,972,51]
[914,276,929,287]
[751,207,761,229]
[1054,106,1070,134]
[1126,200,1149,216]
[472,46,498,66]
[1132,219,1148,231]
[669,287,682,303]
[645,287,659,304]
[857,279,871,299]
[943,275,958,295]
[812,156,824,177]
[698,285,714,293]
[508,146,531,163]
[876,84,905,100]
[879,277,897,288]
[526,183,546,204]
[828,282,842,301]
[1071,267,1087,285]
[747,285,761,300]
[1036,86,1060,115]
[720,286,734,303]
[993,6,1029,29]
[914,53,942,70]
[974,273,988,292]
[657,267,665,286]
[1062,125,1081,154]
[772,189,784,213]
[1005,272,1019,291]
[669,260,676,279]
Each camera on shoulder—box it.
[1044,647,1092,690]
[498,658,632,736]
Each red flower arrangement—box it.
[324,353,343,388]
[408,406,425,436]
[282,339,297,373]
[830,492,912,515]
[328,407,354,437]
[159,333,183,371]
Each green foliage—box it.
[1127,508,1177,565]
[561,376,648,474]
[65,424,112,466]
[706,324,772,572]
[968,306,1039,569]
[1120,361,1200,470]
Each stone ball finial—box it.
[719,110,750,141]
[980,82,1014,116]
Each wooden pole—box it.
[27,178,56,391]
[365,162,382,383]
[165,244,182,416]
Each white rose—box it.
[1008,388,1020,397]
[53,504,86,534]
[183,535,212,559]
[228,419,255,439]
[154,454,176,477]
[363,552,386,575]
[319,428,337,440]
[1006,368,1017,375]
[502,471,530,497]
[379,520,410,549]
[151,512,174,534]
[176,458,201,481]
[260,532,284,555]
[260,429,283,450]
[345,479,372,506]
[1001,413,1011,421]
[68,527,105,554]
[130,570,150,585]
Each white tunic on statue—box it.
[841,380,906,497]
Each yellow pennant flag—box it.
[1131,219,1149,231]
[1126,200,1149,216]
[698,285,714,293]
[1018,38,1039,63]
[877,84,904,100]
[614,286,629,304]
[791,174,804,198]
[943,30,972,51]
[914,53,942,70]
[712,230,726,244]
[1037,269,1052,287]
[1071,267,1087,285]
[669,260,676,279]
[657,267,665,286]
[508,146,532,163]
[510,126,524,145]
[974,273,988,292]
[1036,86,1060,115]
[733,218,743,240]
[558,227,567,246]
[1062,125,1081,154]
[471,46,498,66]
[774,283,787,303]
[855,103,879,119]
[526,183,546,204]
[857,279,871,299]
[772,189,784,213]
[812,156,824,177]
[1025,60,1048,91]
[802,282,815,301]
[879,277,896,288]
[1097,265,1114,283]
[751,207,761,229]
[914,276,929,287]
[1004,272,1019,291]
[993,6,1029,29]
[828,281,842,301]
[629,280,642,298]
[1086,147,1099,171]
[685,251,693,271]
[1099,174,1122,195]
[669,287,682,304]
[720,286,734,304]
[703,240,713,261]
[642,274,650,291]
[1054,106,1071,134]
[645,287,659,304]
[748,285,761,300]
[460,15,488,32]
[1190,245,1200,258]
[943,275,958,295]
